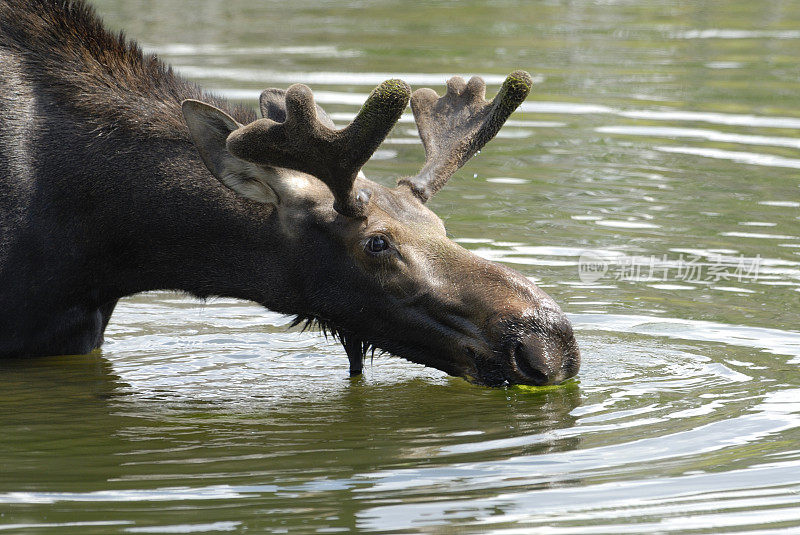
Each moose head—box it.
[181,71,580,386]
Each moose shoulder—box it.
[0,0,580,386]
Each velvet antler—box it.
[227,80,411,217]
[398,71,533,202]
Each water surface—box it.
[2,0,799,533]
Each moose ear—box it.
[182,99,277,204]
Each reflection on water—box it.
[2,0,800,532]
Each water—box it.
[2,0,800,532]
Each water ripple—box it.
[597,125,800,150]
[656,146,800,169]
[571,313,800,358]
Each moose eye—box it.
[366,235,390,254]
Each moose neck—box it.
[75,123,304,315]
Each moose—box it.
[0,0,580,386]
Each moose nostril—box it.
[511,337,552,386]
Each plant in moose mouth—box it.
[182,72,580,386]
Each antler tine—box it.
[259,88,337,128]
[227,79,411,217]
[398,70,533,202]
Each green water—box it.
[2,0,800,533]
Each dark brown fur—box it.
[0,0,254,139]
